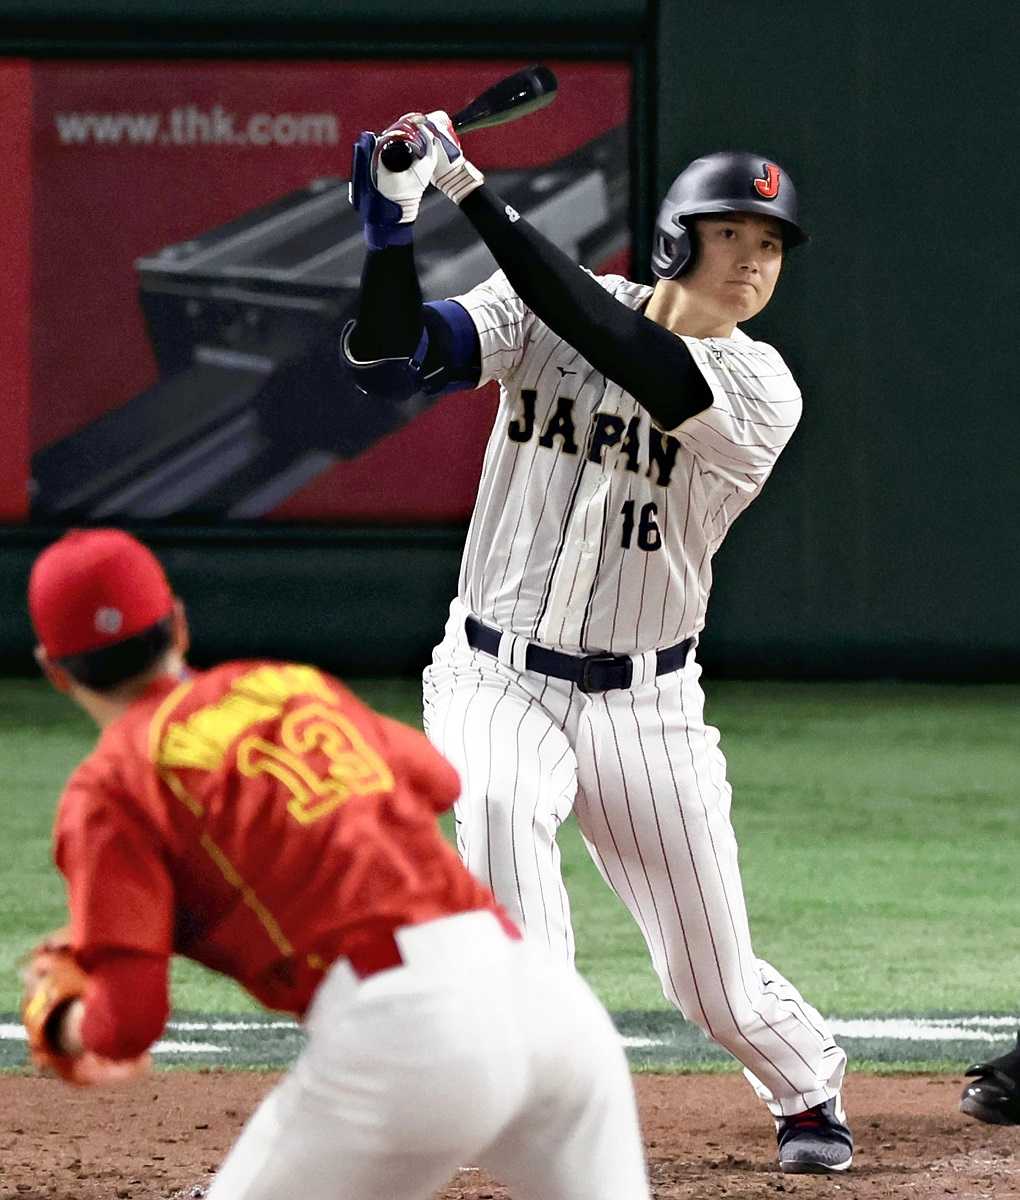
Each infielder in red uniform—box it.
[22,528,650,1200]
[341,112,853,1173]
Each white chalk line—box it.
[2,1015,1016,1056]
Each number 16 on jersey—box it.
[620,500,661,551]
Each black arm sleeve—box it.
[459,186,711,429]
[345,243,424,362]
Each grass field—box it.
[2,676,1018,1069]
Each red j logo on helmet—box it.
[753,163,781,199]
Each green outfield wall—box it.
[0,0,1015,679]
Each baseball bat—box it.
[378,64,558,173]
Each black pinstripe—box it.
[675,468,698,636]
[674,671,814,1095]
[492,343,568,614]
[606,696,692,1007]
[655,486,671,644]
[631,526,653,648]
[531,447,592,636]
[667,681,799,1090]
[607,476,632,650]
[469,436,522,612]
[626,689,704,1014]
[482,677,514,898]
[579,483,613,649]
[458,662,486,877]
[504,695,534,924]
[584,710,654,947]
[529,718,559,947]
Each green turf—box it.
[1,677,1018,1022]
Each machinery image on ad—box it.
[11,60,631,523]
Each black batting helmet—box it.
[651,151,808,280]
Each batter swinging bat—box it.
[378,64,559,172]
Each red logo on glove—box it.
[753,163,781,199]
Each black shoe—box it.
[960,1032,1020,1126]
[776,1097,853,1174]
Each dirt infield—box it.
[1,1071,1017,1199]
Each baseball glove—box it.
[960,1032,1020,1125]
[20,927,150,1086]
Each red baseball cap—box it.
[29,529,175,660]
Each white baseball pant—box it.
[206,910,650,1200]
[423,603,847,1117]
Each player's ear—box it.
[171,598,190,658]
[35,645,72,693]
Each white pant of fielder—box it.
[207,911,649,1200]
[424,604,846,1117]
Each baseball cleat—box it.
[776,1098,854,1174]
[960,1032,1020,1126]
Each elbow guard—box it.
[340,319,428,403]
[341,302,480,403]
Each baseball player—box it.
[21,528,651,1200]
[341,111,853,1174]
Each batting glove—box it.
[423,110,486,204]
[349,113,437,249]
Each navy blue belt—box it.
[464,616,693,694]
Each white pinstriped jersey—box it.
[448,270,802,655]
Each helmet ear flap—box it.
[650,221,693,280]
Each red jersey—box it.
[54,661,499,1016]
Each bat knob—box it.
[379,138,415,173]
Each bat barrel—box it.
[375,66,558,174]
